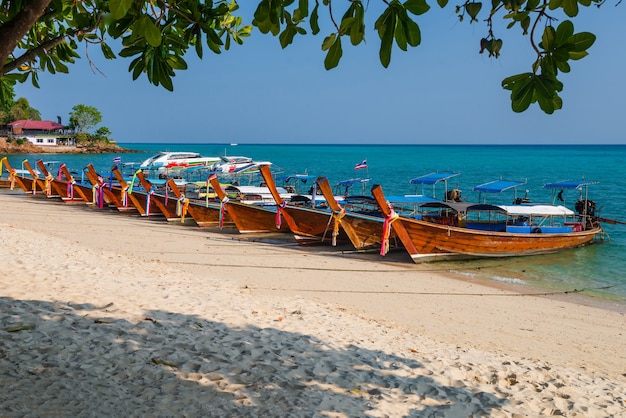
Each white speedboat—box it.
[139,152,221,171]
[210,156,273,174]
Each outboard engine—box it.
[513,190,531,205]
[575,199,596,217]
[446,189,463,202]
[513,197,531,204]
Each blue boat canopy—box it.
[543,180,598,189]
[409,172,460,185]
[473,179,526,193]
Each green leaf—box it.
[465,2,482,22]
[74,12,93,28]
[404,18,421,47]
[321,33,337,51]
[293,0,309,21]
[380,16,395,68]
[541,26,556,52]
[570,32,596,53]
[31,72,40,89]
[556,59,571,73]
[521,16,530,35]
[511,80,534,112]
[554,20,574,47]
[437,0,449,6]
[552,46,570,62]
[109,0,134,20]
[568,50,588,61]
[206,30,223,54]
[395,20,408,51]
[310,4,320,34]
[404,0,431,15]
[167,55,188,71]
[548,0,563,10]
[142,17,162,48]
[526,0,540,10]
[349,17,365,46]
[324,36,342,70]
[253,0,278,35]
[561,0,579,17]
[375,7,397,68]
[100,43,117,60]
[502,72,534,112]
[194,34,203,59]
[55,60,69,73]
[279,26,298,48]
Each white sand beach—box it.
[1,191,625,417]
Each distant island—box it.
[0,137,135,155]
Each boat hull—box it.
[331,211,401,250]
[164,178,233,227]
[224,202,289,234]
[282,206,351,246]
[183,201,234,228]
[399,217,602,260]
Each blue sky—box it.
[14,3,626,144]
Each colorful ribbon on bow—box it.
[92,183,104,208]
[67,176,76,200]
[331,208,346,246]
[380,204,399,256]
[219,196,229,229]
[9,169,16,190]
[176,194,190,222]
[45,174,53,196]
[128,169,141,194]
[121,186,129,207]
[276,201,287,228]
[145,189,154,216]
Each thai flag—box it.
[113,156,122,163]
[354,159,367,170]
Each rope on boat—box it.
[219,196,229,229]
[45,174,53,196]
[331,208,346,247]
[176,193,189,222]
[380,204,399,256]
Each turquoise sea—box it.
[5,143,626,310]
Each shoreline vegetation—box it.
[0,138,135,154]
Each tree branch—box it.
[0,0,52,76]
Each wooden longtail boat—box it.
[57,163,93,203]
[36,159,75,199]
[109,165,147,215]
[370,182,607,262]
[316,176,403,252]
[21,160,48,194]
[166,178,234,228]
[209,174,289,234]
[84,164,140,213]
[258,165,350,246]
[0,157,36,193]
[132,170,181,220]
[82,164,125,209]
[111,168,178,218]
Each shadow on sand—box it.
[0,297,507,417]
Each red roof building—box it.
[8,120,64,131]
[6,120,66,146]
